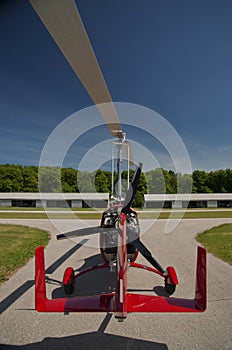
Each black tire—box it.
[63,267,75,295]
[64,283,75,295]
[165,280,176,295]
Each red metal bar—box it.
[115,213,128,320]
[73,263,110,280]
[35,246,48,311]
[36,293,116,313]
[130,262,164,277]
[126,294,201,312]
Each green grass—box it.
[0,224,50,284]
[138,210,232,220]
[0,209,231,220]
[0,212,102,220]
[0,206,100,211]
[196,224,232,265]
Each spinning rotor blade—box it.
[29,0,123,138]
[121,162,142,214]
[57,226,117,240]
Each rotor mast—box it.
[112,132,131,203]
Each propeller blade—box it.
[29,0,123,138]
[131,238,165,274]
[121,162,142,213]
[57,226,99,240]
[57,226,117,240]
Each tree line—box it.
[0,164,232,207]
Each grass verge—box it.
[139,210,232,219]
[196,223,232,265]
[0,210,231,220]
[0,212,102,219]
[0,224,50,284]
[0,206,98,211]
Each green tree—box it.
[146,168,165,193]
[0,178,14,192]
[192,170,211,193]
[38,166,61,192]
[132,191,144,208]
[95,170,110,193]
[102,171,112,193]
[225,169,232,192]
[61,167,78,192]
[22,166,38,192]
[207,170,227,193]
[0,164,24,192]
[168,170,177,193]
[77,171,95,192]
[177,173,193,193]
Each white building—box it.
[1,192,232,209]
[144,193,232,209]
[0,193,109,208]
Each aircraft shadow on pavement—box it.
[52,254,116,298]
[0,240,87,314]
[51,254,169,298]
[0,313,169,350]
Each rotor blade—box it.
[29,0,123,138]
[122,141,134,166]
[121,162,142,213]
[57,226,117,240]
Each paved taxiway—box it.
[0,218,232,350]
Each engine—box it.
[100,206,140,263]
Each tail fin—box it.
[35,246,47,311]
[194,246,207,311]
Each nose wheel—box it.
[164,266,178,296]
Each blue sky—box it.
[1,0,232,172]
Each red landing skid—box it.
[35,244,206,317]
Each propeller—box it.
[57,226,117,240]
[57,162,142,240]
[121,162,142,214]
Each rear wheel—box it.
[63,267,75,295]
[64,283,75,295]
[165,279,176,295]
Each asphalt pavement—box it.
[0,218,232,350]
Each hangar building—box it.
[144,193,232,209]
[0,193,109,208]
